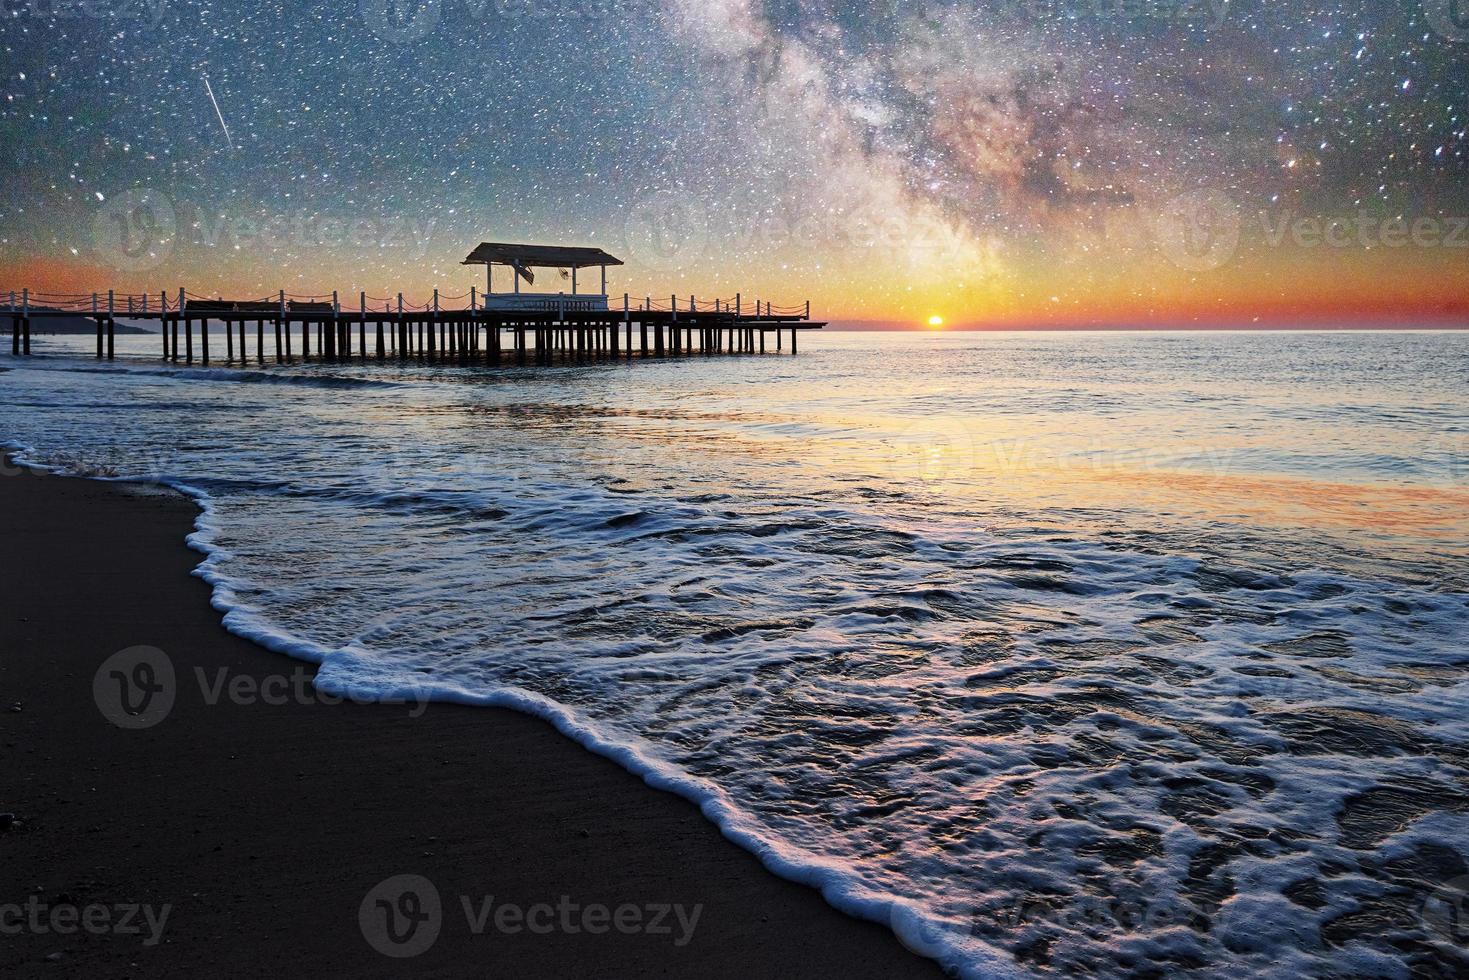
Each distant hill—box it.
[15,308,151,335]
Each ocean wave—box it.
[17,355,404,390]
[4,332,1467,978]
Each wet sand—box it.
[0,462,941,977]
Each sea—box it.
[3,328,1466,978]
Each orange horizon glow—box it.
[3,221,1467,327]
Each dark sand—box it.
[0,464,942,977]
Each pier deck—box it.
[4,290,824,365]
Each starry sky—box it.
[1,0,1466,326]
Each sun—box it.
[926,315,945,328]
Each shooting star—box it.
[202,75,234,150]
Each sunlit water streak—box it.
[3,330,1467,978]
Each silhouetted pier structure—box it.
[5,243,824,366]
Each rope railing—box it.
[1,287,815,319]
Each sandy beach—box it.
[0,461,941,977]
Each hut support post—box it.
[616,294,626,357]
[397,295,405,358]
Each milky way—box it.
[1,1,1466,321]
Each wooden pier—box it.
[4,289,822,366]
[5,243,824,366]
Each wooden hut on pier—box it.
[463,243,623,314]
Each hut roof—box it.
[462,243,625,269]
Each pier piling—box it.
[2,282,820,368]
